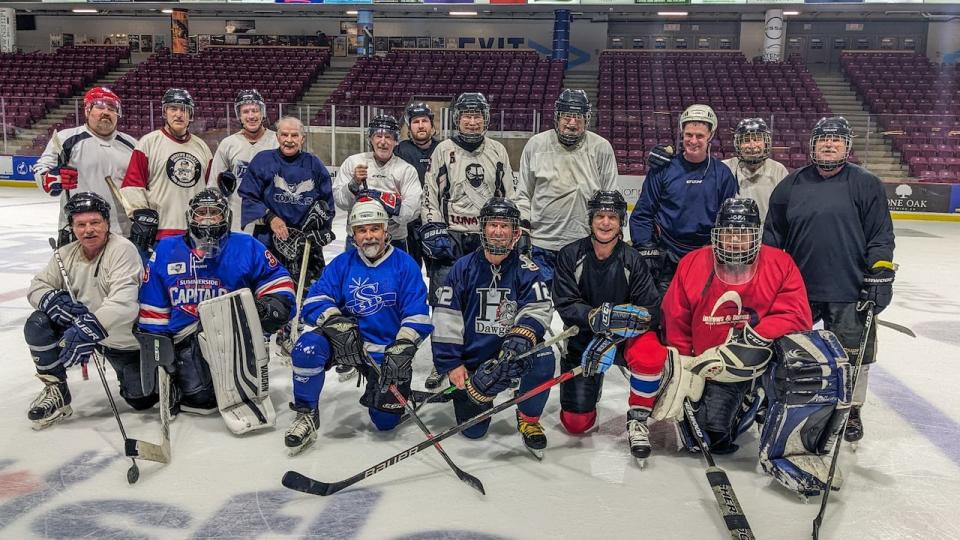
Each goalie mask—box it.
[186,189,230,259]
[554,89,592,147]
[711,197,762,285]
[734,117,771,165]
[479,197,521,256]
[453,92,489,144]
[810,116,852,172]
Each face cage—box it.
[187,207,229,257]
[480,216,519,256]
[711,226,761,266]
[554,110,592,145]
[87,99,122,118]
[809,133,851,170]
[734,131,771,164]
[235,101,266,123]
[454,108,489,143]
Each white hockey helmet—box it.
[679,104,717,134]
[349,199,389,229]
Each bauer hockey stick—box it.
[127,330,174,466]
[48,238,141,483]
[363,352,485,495]
[681,399,755,540]
[282,363,584,497]
[812,303,875,540]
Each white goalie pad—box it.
[197,289,275,435]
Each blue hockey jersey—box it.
[301,246,432,360]
[431,249,553,374]
[238,149,334,230]
[138,232,296,338]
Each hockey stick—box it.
[812,303,875,540]
[126,331,173,465]
[877,318,915,338]
[282,365,584,496]
[47,238,140,483]
[363,353,485,495]
[289,238,312,347]
[681,399,755,540]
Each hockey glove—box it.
[59,312,107,368]
[636,242,664,278]
[357,189,402,218]
[301,200,337,248]
[129,209,159,254]
[580,333,620,376]
[216,171,238,197]
[419,222,456,263]
[59,166,79,192]
[470,330,533,405]
[515,219,533,255]
[39,289,88,327]
[587,302,651,338]
[859,261,895,313]
[57,224,75,248]
[255,293,293,334]
[694,324,774,384]
[380,338,417,387]
[320,314,364,368]
[41,172,64,197]
[647,144,675,171]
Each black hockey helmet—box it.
[453,92,489,144]
[715,197,761,229]
[185,188,230,257]
[64,191,111,225]
[587,190,627,226]
[405,102,434,126]
[161,88,195,116]
[734,117,771,165]
[368,114,400,140]
[235,89,265,119]
[479,197,520,256]
[554,89,592,146]
[712,198,762,284]
[809,116,853,171]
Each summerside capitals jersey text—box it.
[210,130,278,231]
[121,128,213,236]
[239,149,334,231]
[431,250,552,374]
[422,138,515,233]
[301,247,432,360]
[663,245,812,356]
[138,232,295,339]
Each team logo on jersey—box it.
[167,262,187,275]
[474,287,517,336]
[166,152,202,187]
[273,174,315,206]
[235,161,249,180]
[465,163,485,188]
[171,277,229,309]
[264,250,279,268]
[347,277,396,316]
[519,254,539,272]
[701,290,758,327]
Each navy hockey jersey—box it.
[431,249,553,374]
[239,149,334,230]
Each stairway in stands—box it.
[812,72,909,180]
[290,58,356,124]
[561,70,598,110]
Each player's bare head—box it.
[84,87,120,137]
[405,102,435,144]
[734,118,771,166]
[186,189,230,259]
[587,190,627,245]
[350,199,389,260]
[453,93,489,144]
[276,117,305,157]
[679,104,717,163]
[235,90,266,134]
[479,198,521,257]
[368,115,400,161]
[712,198,762,285]
[554,89,592,146]
[161,88,194,137]
[65,192,111,255]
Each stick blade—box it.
[705,467,755,540]
[282,470,341,496]
[125,438,170,464]
[456,470,486,495]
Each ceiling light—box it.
[161,9,173,14]
[449,11,478,16]
[657,11,688,16]
[72,9,98,14]
[783,10,800,16]
[346,10,358,15]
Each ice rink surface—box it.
[0,187,958,539]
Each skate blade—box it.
[524,445,544,461]
[286,438,316,457]
[634,457,647,469]
[337,368,357,383]
[30,406,73,431]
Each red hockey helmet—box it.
[84,87,122,117]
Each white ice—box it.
[0,187,958,539]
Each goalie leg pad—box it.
[651,348,705,422]
[697,379,753,452]
[759,330,851,496]
[197,289,276,435]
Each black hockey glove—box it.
[301,199,336,248]
[254,293,292,334]
[39,289,88,327]
[217,171,238,197]
[56,224,75,248]
[647,144,675,171]
[636,242,664,278]
[129,208,159,254]
[859,262,895,313]
[380,338,417,387]
[320,314,364,368]
[515,219,532,255]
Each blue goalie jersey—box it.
[138,232,296,338]
[431,249,553,374]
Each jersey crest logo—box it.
[273,174,315,206]
[519,254,539,272]
[167,262,186,275]
[235,161,250,180]
[347,277,397,317]
[465,163,485,188]
[449,150,456,164]
[474,287,517,336]
[264,250,279,268]
[166,152,202,188]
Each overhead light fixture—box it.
[72,9,98,14]
[783,10,800,15]
[346,10,358,15]
[449,11,478,16]
[657,11,688,16]
[161,9,173,14]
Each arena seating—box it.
[0,46,128,130]
[841,51,960,182]
[315,49,565,131]
[111,47,331,138]
[596,51,831,175]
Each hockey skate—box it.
[627,409,652,468]
[424,367,445,390]
[336,364,357,382]
[845,406,863,451]
[516,410,547,460]
[285,404,320,456]
[273,323,297,367]
[28,373,73,430]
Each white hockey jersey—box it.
[334,152,422,240]
[722,156,790,222]
[120,128,213,237]
[516,130,620,251]
[209,129,278,231]
[32,125,137,233]
[422,137,514,234]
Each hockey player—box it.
[629,104,738,295]
[721,117,788,221]
[24,192,146,429]
[121,88,212,254]
[641,198,812,456]
[764,116,896,444]
[551,190,661,461]
[284,200,432,455]
[394,102,440,269]
[431,198,555,458]
[334,114,421,251]
[138,189,296,434]
[33,87,137,238]
[515,89,619,283]
[420,92,514,306]
[209,90,278,231]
